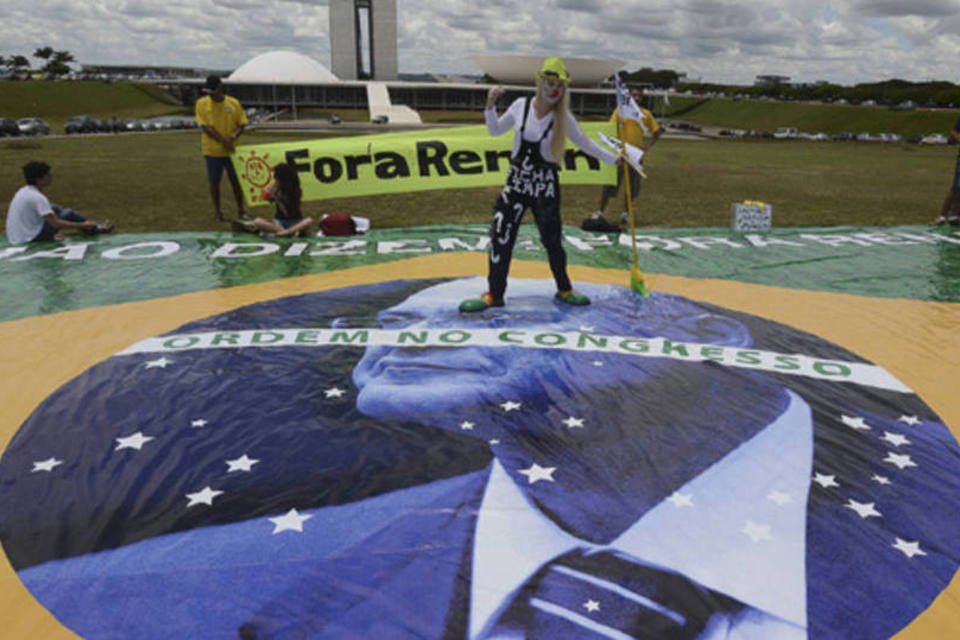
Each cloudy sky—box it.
[2,0,959,85]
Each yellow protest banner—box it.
[232,124,617,206]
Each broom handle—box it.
[619,116,639,268]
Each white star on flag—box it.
[813,472,839,489]
[592,361,604,367]
[884,452,917,470]
[840,415,871,431]
[845,499,882,519]
[500,401,522,412]
[767,490,793,506]
[191,418,208,428]
[269,508,313,534]
[583,599,601,613]
[741,520,773,543]
[882,432,912,447]
[186,486,223,507]
[144,356,172,369]
[892,538,927,559]
[518,463,556,484]
[872,475,892,485]
[31,457,64,473]
[115,432,155,451]
[667,492,694,508]
[324,387,346,398]
[460,421,475,431]
[489,439,500,445]
[898,415,922,426]
[226,454,259,473]
[562,416,585,428]
[578,325,595,333]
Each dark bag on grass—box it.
[321,212,358,236]
[581,216,621,233]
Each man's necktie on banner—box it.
[482,547,742,639]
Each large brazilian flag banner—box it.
[1,224,959,639]
[231,124,618,204]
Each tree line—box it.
[1,47,76,77]
[624,67,960,108]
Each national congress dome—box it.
[228,50,339,84]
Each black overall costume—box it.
[487,97,570,303]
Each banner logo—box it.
[237,148,275,204]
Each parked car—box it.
[906,135,924,144]
[920,133,948,145]
[328,114,342,124]
[668,121,702,132]
[17,117,50,135]
[0,117,21,137]
[371,115,389,125]
[64,115,100,134]
[773,127,798,140]
[831,132,856,142]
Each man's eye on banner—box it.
[0,277,958,640]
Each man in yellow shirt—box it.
[195,75,249,222]
[591,85,661,227]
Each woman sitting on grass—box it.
[234,162,313,237]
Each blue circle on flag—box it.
[1,278,958,639]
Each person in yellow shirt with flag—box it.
[195,75,249,222]
[591,81,661,227]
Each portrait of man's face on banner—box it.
[0,277,957,640]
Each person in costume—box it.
[459,57,621,313]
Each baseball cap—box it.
[202,75,223,94]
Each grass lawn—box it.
[674,97,957,137]
[0,81,188,133]
[1,129,953,234]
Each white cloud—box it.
[0,0,957,84]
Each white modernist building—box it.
[167,16,627,125]
[225,49,419,124]
[330,0,398,81]
[228,51,340,84]
[472,55,625,88]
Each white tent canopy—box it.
[228,50,339,84]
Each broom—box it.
[618,118,650,297]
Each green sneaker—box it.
[555,290,591,306]
[459,292,503,312]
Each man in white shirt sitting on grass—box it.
[5,160,113,245]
